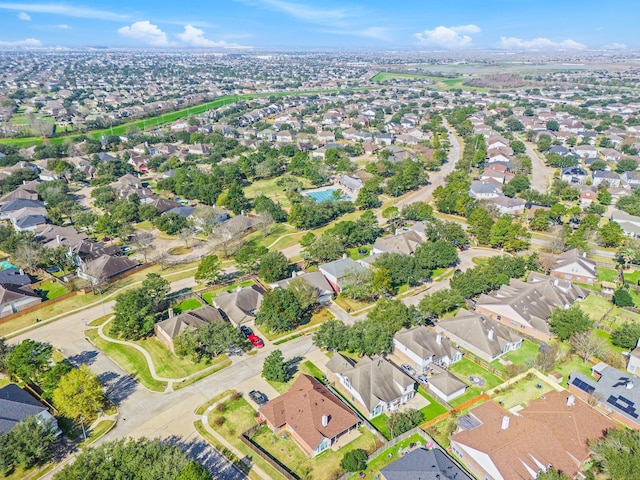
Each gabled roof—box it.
[0,198,45,213]
[319,258,365,281]
[35,224,88,249]
[451,391,616,480]
[550,248,596,278]
[0,384,48,434]
[213,284,263,326]
[0,283,40,306]
[81,254,139,280]
[0,268,31,287]
[271,271,333,296]
[259,375,360,453]
[394,326,459,361]
[156,304,223,339]
[437,310,522,359]
[373,230,424,255]
[380,447,473,480]
[326,354,415,411]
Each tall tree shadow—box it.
[97,371,138,406]
[67,350,98,367]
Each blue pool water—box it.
[0,261,17,270]
[304,189,347,203]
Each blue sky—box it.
[0,0,636,50]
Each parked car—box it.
[46,266,60,273]
[400,364,416,376]
[239,325,253,338]
[249,390,268,406]
[121,246,131,253]
[417,375,429,385]
[248,334,264,348]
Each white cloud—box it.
[0,37,41,47]
[602,42,627,50]
[118,21,170,46]
[17,11,29,20]
[499,36,586,50]
[176,24,252,48]
[0,2,128,20]
[413,24,480,49]
[56,24,70,29]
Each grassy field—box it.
[243,177,310,210]
[253,425,380,480]
[492,375,556,410]
[173,297,202,313]
[85,329,167,391]
[623,269,640,285]
[449,357,505,407]
[36,281,68,300]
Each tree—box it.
[52,438,211,480]
[418,289,463,318]
[195,254,221,285]
[287,277,319,310]
[570,331,607,363]
[262,349,291,383]
[175,322,247,361]
[234,244,268,274]
[222,181,251,215]
[401,202,433,221]
[537,468,571,480]
[549,306,593,341]
[0,336,11,371]
[510,140,526,155]
[340,449,368,472]
[0,416,58,474]
[53,366,104,419]
[599,222,624,247]
[153,212,188,235]
[12,243,42,272]
[537,134,552,152]
[589,428,640,480]
[367,298,416,333]
[616,157,639,173]
[613,288,634,307]
[611,322,640,349]
[597,188,612,205]
[256,288,306,333]
[258,251,290,282]
[304,234,344,264]
[386,409,424,437]
[589,159,608,172]
[490,216,531,252]
[546,120,559,131]
[178,226,197,248]
[133,232,155,263]
[5,339,52,383]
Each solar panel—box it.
[606,395,639,418]
[571,377,595,395]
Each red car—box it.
[248,334,264,348]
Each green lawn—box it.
[252,424,380,480]
[554,354,594,380]
[417,389,448,420]
[492,375,556,410]
[352,433,426,480]
[267,360,327,394]
[243,177,311,210]
[85,329,167,392]
[347,246,370,260]
[173,297,202,313]
[370,414,391,440]
[36,281,68,300]
[490,340,540,372]
[258,308,333,341]
[449,357,504,407]
[578,295,613,322]
[623,269,640,285]
[597,267,618,283]
[594,329,625,355]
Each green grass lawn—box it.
[135,336,224,378]
[253,424,380,480]
[85,329,167,392]
[351,433,426,480]
[369,414,391,440]
[490,340,540,372]
[417,388,448,420]
[266,360,327,394]
[347,246,370,260]
[594,329,626,356]
[449,357,504,407]
[578,295,613,322]
[623,269,640,285]
[598,267,618,283]
[173,297,202,313]
[554,354,594,380]
[35,281,68,300]
[492,375,556,410]
[243,177,311,210]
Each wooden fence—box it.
[240,424,299,480]
[0,290,81,326]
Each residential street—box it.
[519,134,555,193]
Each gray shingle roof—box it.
[380,447,473,480]
[0,384,48,434]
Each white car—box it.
[400,364,416,377]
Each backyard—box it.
[598,267,619,283]
[448,357,505,407]
[491,374,557,410]
[172,297,202,313]
[350,433,429,480]
[489,340,540,374]
[251,424,380,480]
[36,281,68,300]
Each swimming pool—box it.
[304,188,348,203]
[0,260,18,270]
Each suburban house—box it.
[393,326,462,372]
[575,144,598,158]
[474,272,589,341]
[0,268,32,288]
[611,209,640,237]
[270,271,334,304]
[549,248,597,285]
[569,364,640,430]
[0,384,60,435]
[77,254,139,284]
[318,257,367,294]
[326,354,416,419]
[560,166,589,184]
[623,170,640,189]
[469,180,501,199]
[258,374,360,457]
[593,170,622,188]
[450,391,616,480]
[154,304,224,352]
[0,284,42,318]
[34,224,88,250]
[380,447,473,480]
[0,180,39,205]
[213,284,264,327]
[488,195,526,216]
[372,230,424,255]
[436,310,523,363]
[627,339,640,375]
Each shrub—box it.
[340,448,368,472]
[212,416,225,427]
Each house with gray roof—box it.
[0,268,32,288]
[77,254,139,284]
[326,354,415,419]
[372,230,424,256]
[318,257,366,293]
[393,326,462,373]
[593,170,622,188]
[426,364,468,402]
[213,284,263,327]
[0,384,60,435]
[611,209,640,237]
[569,364,640,430]
[475,272,588,342]
[561,166,589,184]
[270,271,334,304]
[380,447,473,480]
[549,248,597,285]
[0,284,41,318]
[436,309,523,362]
[155,304,224,352]
[0,199,45,219]
[469,180,501,199]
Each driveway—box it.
[517,134,556,193]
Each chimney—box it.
[436,333,442,345]
[627,380,634,390]
[488,329,495,341]
[321,415,330,427]
[291,270,297,279]
[342,253,347,260]
[56,234,61,245]
[566,394,575,407]
[168,307,174,318]
[501,416,510,430]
